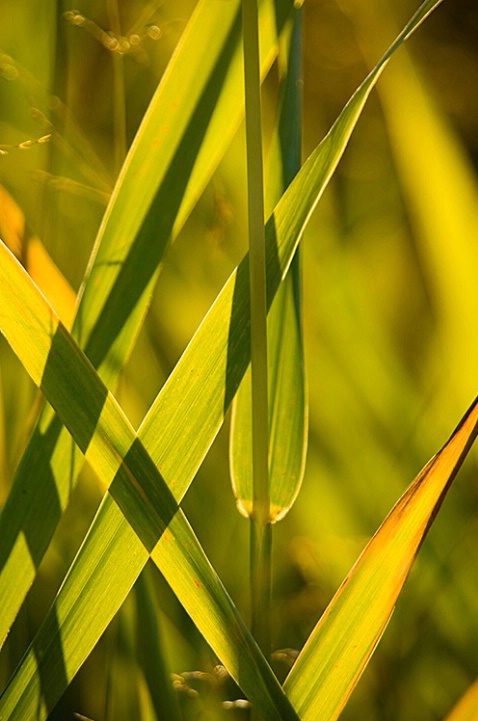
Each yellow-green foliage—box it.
[0,2,477,721]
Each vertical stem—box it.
[242,0,271,658]
[107,0,127,175]
[250,520,272,649]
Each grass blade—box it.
[242,0,271,656]
[284,398,478,721]
[0,0,294,649]
[74,0,282,379]
[139,0,445,503]
[0,241,299,721]
[0,1,445,717]
[230,5,306,523]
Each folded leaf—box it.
[139,0,445,505]
[230,5,307,523]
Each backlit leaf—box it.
[230,6,307,522]
[0,240,299,721]
[284,397,478,721]
[0,0,294,650]
[0,2,445,719]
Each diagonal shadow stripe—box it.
[81,10,241,372]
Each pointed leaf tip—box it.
[284,396,478,721]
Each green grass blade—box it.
[0,2,444,717]
[139,0,445,502]
[283,397,478,721]
[230,5,306,523]
[0,0,294,649]
[0,241,299,721]
[242,0,271,657]
[75,0,290,382]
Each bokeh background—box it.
[1,1,478,719]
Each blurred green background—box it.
[1,1,478,719]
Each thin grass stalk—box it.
[107,0,127,174]
[242,0,271,658]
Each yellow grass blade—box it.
[284,397,478,721]
[445,680,478,721]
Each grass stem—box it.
[107,0,127,175]
[242,0,271,659]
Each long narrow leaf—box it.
[0,1,445,718]
[0,241,299,721]
[138,0,445,500]
[283,397,478,721]
[230,5,307,522]
[75,0,291,379]
[0,0,294,649]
